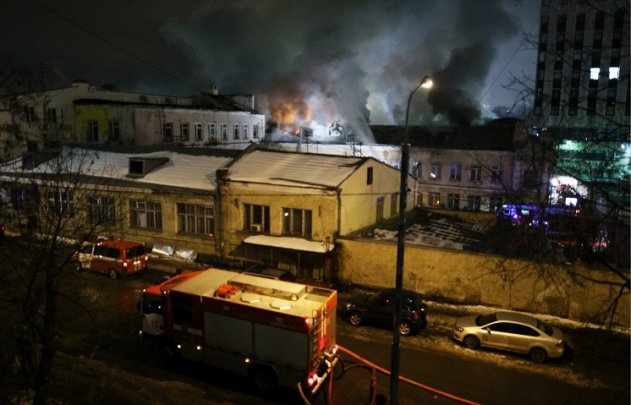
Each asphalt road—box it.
[53,256,629,404]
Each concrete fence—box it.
[337,238,630,328]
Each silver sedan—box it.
[452,311,565,363]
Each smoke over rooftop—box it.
[2,0,528,140]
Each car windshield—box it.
[537,320,554,336]
[476,313,497,326]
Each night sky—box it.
[1,0,539,141]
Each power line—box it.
[28,0,204,94]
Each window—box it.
[163,123,173,142]
[221,124,228,141]
[253,124,259,139]
[130,199,162,230]
[282,208,312,238]
[87,120,99,142]
[447,193,460,210]
[87,195,116,225]
[490,166,503,183]
[609,67,620,80]
[590,67,600,80]
[367,167,373,185]
[194,123,203,141]
[470,165,482,181]
[233,124,240,140]
[244,204,270,233]
[428,192,441,207]
[467,195,481,211]
[47,191,75,217]
[46,108,57,123]
[412,161,422,178]
[180,122,189,141]
[390,193,398,217]
[430,163,441,179]
[178,203,214,236]
[243,124,249,140]
[376,196,384,221]
[489,196,503,212]
[449,163,461,181]
[108,120,120,142]
[208,123,216,141]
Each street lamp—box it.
[389,75,432,404]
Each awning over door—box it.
[243,235,334,253]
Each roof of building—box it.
[0,145,235,192]
[370,119,522,151]
[224,148,369,189]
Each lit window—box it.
[590,67,600,80]
[609,67,620,80]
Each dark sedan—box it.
[340,288,427,335]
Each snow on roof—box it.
[226,149,365,188]
[244,235,335,253]
[14,147,233,191]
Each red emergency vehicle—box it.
[140,268,337,394]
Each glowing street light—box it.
[389,75,433,404]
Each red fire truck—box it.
[140,268,338,394]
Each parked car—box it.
[452,311,565,363]
[340,288,427,336]
[73,239,149,279]
[243,265,296,282]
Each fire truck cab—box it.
[140,268,337,393]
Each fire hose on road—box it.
[298,345,481,405]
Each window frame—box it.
[282,207,312,238]
[129,199,162,230]
[177,203,214,236]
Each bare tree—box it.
[0,146,118,404]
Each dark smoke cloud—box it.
[1,0,530,139]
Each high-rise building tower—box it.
[534,0,629,212]
[535,0,629,131]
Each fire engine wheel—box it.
[158,341,179,362]
[250,365,278,391]
[348,311,363,326]
[108,268,119,279]
[399,320,413,336]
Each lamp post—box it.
[389,75,433,404]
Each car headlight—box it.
[454,326,464,332]
[345,303,353,310]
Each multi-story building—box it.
[0,81,265,160]
[371,119,550,212]
[0,144,408,281]
[534,0,630,210]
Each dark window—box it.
[178,203,214,235]
[47,190,75,217]
[87,195,116,225]
[108,120,120,142]
[447,194,460,210]
[163,123,173,142]
[390,193,398,217]
[244,204,270,233]
[87,120,99,142]
[180,122,189,141]
[449,163,462,181]
[489,322,512,333]
[512,324,540,337]
[376,196,384,221]
[470,165,482,182]
[367,167,373,185]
